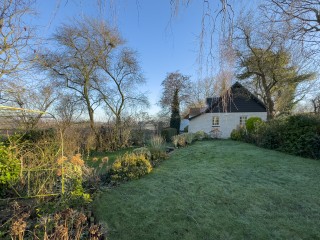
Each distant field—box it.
[93,140,320,240]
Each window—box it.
[240,116,247,126]
[212,116,219,126]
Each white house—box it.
[188,82,267,138]
[180,107,206,132]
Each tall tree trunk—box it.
[261,76,274,120]
[87,106,101,150]
[265,93,275,120]
[84,85,100,150]
[170,89,181,133]
[115,115,122,149]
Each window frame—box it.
[239,115,248,126]
[212,116,220,127]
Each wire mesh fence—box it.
[0,105,65,199]
[11,168,61,198]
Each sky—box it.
[30,0,219,116]
[30,0,258,117]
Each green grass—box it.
[93,140,320,240]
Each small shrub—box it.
[230,129,240,141]
[149,135,165,150]
[246,117,263,133]
[194,131,209,141]
[148,135,167,166]
[0,144,20,185]
[255,118,286,149]
[10,216,27,240]
[185,133,194,144]
[230,126,247,141]
[172,135,179,148]
[56,153,94,202]
[177,134,187,147]
[133,147,151,160]
[161,128,177,142]
[172,134,191,147]
[149,148,168,166]
[110,153,152,182]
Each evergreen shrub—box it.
[111,153,152,181]
[194,131,209,140]
[246,117,262,133]
[161,128,177,142]
[233,114,320,159]
[0,144,20,185]
[133,147,152,160]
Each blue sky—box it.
[30,0,214,116]
[32,0,256,116]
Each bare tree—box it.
[1,80,58,129]
[92,47,149,147]
[0,0,36,112]
[187,32,237,111]
[159,71,192,113]
[235,13,316,119]
[188,77,216,108]
[0,0,34,80]
[37,18,123,148]
[54,94,83,129]
[266,0,320,45]
[93,48,149,124]
[38,17,148,149]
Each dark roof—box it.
[206,97,220,107]
[189,108,201,117]
[190,82,266,120]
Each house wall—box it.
[189,112,267,138]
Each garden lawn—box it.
[93,140,320,240]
